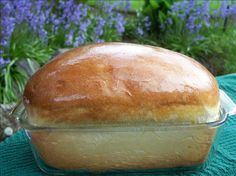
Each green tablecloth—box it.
[1,74,236,176]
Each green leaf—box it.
[143,5,153,15]
[163,0,171,9]
[150,0,159,9]
[158,11,166,23]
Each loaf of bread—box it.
[23,42,219,127]
[24,43,220,171]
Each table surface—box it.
[1,74,236,176]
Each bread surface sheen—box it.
[23,43,219,126]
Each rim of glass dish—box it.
[11,101,229,132]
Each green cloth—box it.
[1,74,236,176]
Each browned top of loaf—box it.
[23,43,219,126]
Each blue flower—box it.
[13,0,33,23]
[94,16,105,37]
[160,23,165,31]
[171,0,188,14]
[136,27,144,36]
[0,1,16,48]
[39,29,48,43]
[71,3,83,24]
[169,0,212,33]
[80,19,91,32]
[144,16,151,29]
[51,15,61,33]
[81,4,88,18]
[0,57,10,67]
[74,32,86,47]
[103,2,115,14]
[0,16,15,48]
[124,0,131,11]
[0,0,128,52]
[188,0,195,9]
[220,0,230,18]
[202,1,210,27]
[194,35,205,42]
[114,13,125,34]
[217,0,236,18]
[65,30,74,46]
[94,38,104,43]
[1,1,12,16]
[166,18,173,25]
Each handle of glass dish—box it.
[219,90,236,117]
[228,108,236,116]
[11,100,24,117]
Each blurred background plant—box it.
[0,0,130,104]
[0,0,236,140]
[126,0,236,75]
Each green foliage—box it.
[142,0,175,32]
[9,26,55,65]
[0,59,27,103]
[1,1,125,104]
[124,11,147,39]
[130,0,145,10]
[156,24,236,75]
[127,0,236,75]
[0,25,55,103]
[209,27,236,74]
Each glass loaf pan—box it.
[13,90,236,175]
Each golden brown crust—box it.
[23,43,219,126]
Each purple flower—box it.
[136,27,144,36]
[94,16,105,37]
[1,1,12,16]
[51,14,60,33]
[171,0,189,14]
[73,32,86,47]
[20,0,51,42]
[220,0,230,18]
[80,19,91,32]
[179,0,196,20]
[0,0,128,52]
[160,23,165,31]
[12,0,33,23]
[107,16,115,28]
[39,29,48,42]
[220,0,236,17]
[124,0,131,11]
[230,4,236,15]
[202,1,210,27]
[65,30,74,46]
[81,4,88,18]
[99,1,127,34]
[144,16,151,29]
[114,13,125,34]
[194,35,205,42]
[169,0,212,32]
[71,4,83,24]
[94,39,104,43]
[103,2,115,14]
[195,23,202,31]
[0,16,15,48]
[166,18,173,25]
[0,57,10,67]
[186,15,198,32]
[188,0,195,9]
[0,1,15,48]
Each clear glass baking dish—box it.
[12,90,236,175]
